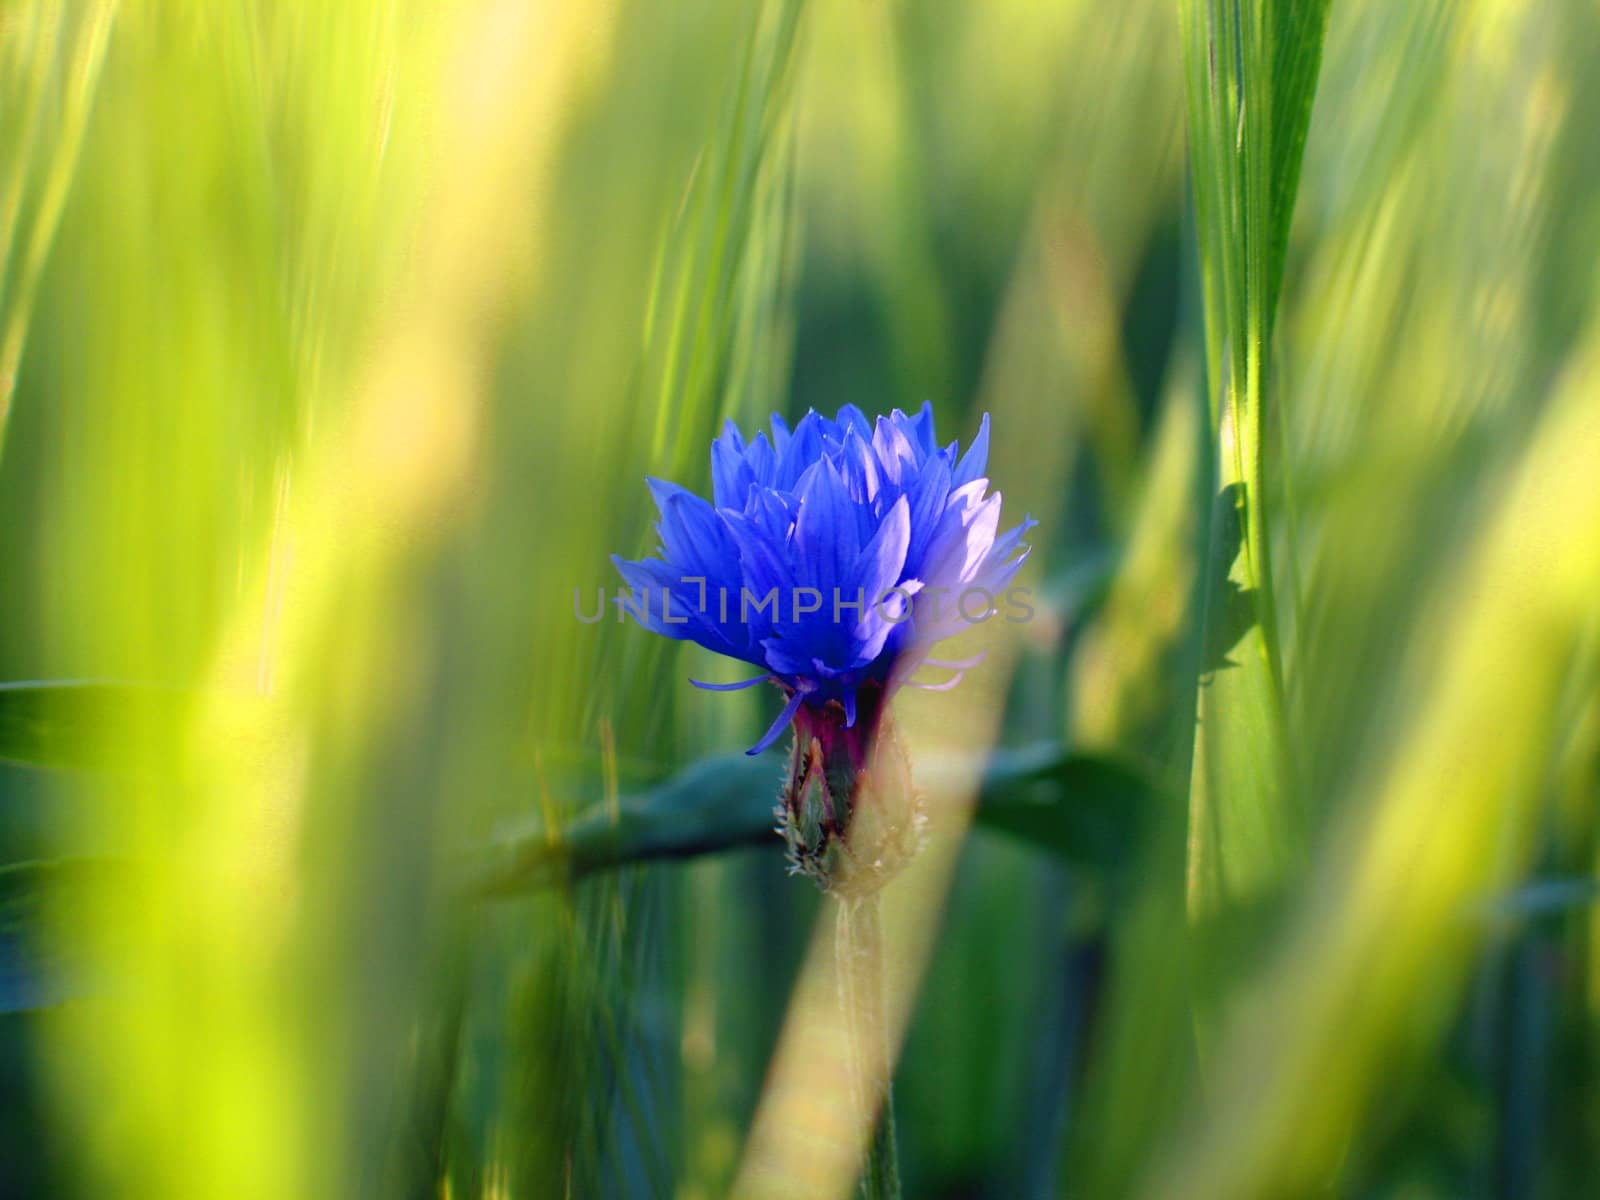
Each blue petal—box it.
[952,413,990,486]
[759,638,812,678]
[611,555,750,660]
[926,651,987,669]
[852,495,911,605]
[978,515,1037,578]
[611,555,673,636]
[722,508,793,602]
[744,431,777,487]
[871,415,915,486]
[794,458,858,593]
[690,674,770,691]
[748,486,797,541]
[777,411,824,490]
[902,451,951,576]
[657,493,739,582]
[769,412,792,452]
[837,426,882,507]
[904,401,938,456]
[920,490,1002,589]
[747,688,806,755]
[836,404,872,439]
[711,432,756,509]
[646,476,693,513]
[975,527,1034,594]
[850,495,911,662]
[618,405,1032,713]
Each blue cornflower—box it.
[613,404,1034,756]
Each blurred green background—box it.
[2,0,1599,1196]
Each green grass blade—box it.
[0,858,117,1013]
[1141,318,1600,1200]
[1181,0,1332,929]
[1266,0,1332,327]
[466,744,1161,896]
[0,681,165,771]
[0,0,117,464]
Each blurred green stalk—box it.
[0,0,118,464]
[836,894,901,1200]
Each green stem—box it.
[0,0,119,466]
[835,893,902,1200]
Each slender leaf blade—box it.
[1181,0,1333,922]
[0,681,161,771]
[467,743,1161,896]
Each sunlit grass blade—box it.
[1141,321,1600,1200]
[0,0,117,462]
[1180,0,1331,934]
[640,0,807,474]
[455,3,815,1192]
[1265,0,1332,325]
[34,2,617,1195]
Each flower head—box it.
[612,403,1034,755]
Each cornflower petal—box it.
[613,406,1034,751]
[747,687,806,756]
[952,412,991,486]
[690,675,770,691]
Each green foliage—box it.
[0,0,117,463]
[1,0,1599,1197]
[0,681,166,770]
[1181,0,1330,926]
[469,743,1161,896]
